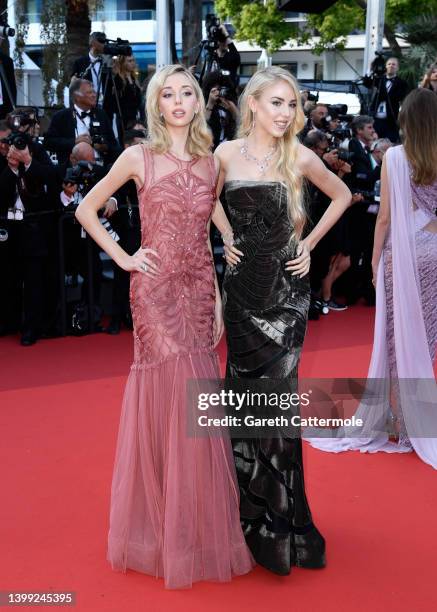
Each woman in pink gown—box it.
[76,65,254,588]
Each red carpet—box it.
[1,305,436,612]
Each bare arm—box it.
[371,156,390,284]
[75,145,159,275]
[212,146,243,265]
[286,145,351,277]
[299,144,352,252]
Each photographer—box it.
[213,23,240,88]
[202,71,238,150]
[304,129,352,315]
[300,103,329,141]
[364,56,408,143]
[44,79,120,165]
[71,32,109,107]
[0,112,58,345]
[59,142,119,328]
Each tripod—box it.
[194,39,221,87]
[94,56,126,146]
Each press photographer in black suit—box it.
[364,57,408,143]
[0,113,58,345]
[347,115,381,304]
[44,79,120,165]
[71,32,109,107]
[0,51,16,119]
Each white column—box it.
[7,0,17,59]
[363,0,386,74]
[156,0,172,69]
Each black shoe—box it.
[106,319,121,335]
[20,333,37,346]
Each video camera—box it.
[94,33,132,57]
[370,51,387,79]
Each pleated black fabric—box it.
[222,181,326,575]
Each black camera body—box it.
[0,131,32,150]
[88,120,107,147]
[205,13,227,45]
[64,161,98,196]
[337,149,355,164]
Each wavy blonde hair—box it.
[399,88,437,185]
[238,67,306,240]
[145,64,212,157]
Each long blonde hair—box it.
[145,64,212,157]
[399,88,437,185]
[238,67,306,240]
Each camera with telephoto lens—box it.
[0,131,32,150]
[0,14,15,37]
[64,161,98,197]
[103,37,132,57]
[337,149,355,163]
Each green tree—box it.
[215,0,294,54]
[216,0,437,57]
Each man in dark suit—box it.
[0,118,59,345]
[44,78,120,165]
[364,57,408,143]
[348,115,381,304]
[71,32,109,105]
[0,51,17,119]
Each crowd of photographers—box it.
[0,25,433,345]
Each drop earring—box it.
[251,112,256,131]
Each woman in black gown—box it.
[214,67,352,575]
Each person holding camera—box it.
[214,24,240,87]
[59,141,119,329]
[71,32,109,105]
[365,56,408,143]
[299,103,329,141]
[0,113,58,345]
[44,79,120,165]
[202,71,238,150]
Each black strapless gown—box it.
[222,181,326,575]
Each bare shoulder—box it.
[214,139,243,169]
[295,142,321,177]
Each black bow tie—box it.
[79,110,91,119]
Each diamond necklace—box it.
[240,138,277,175]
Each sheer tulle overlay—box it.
[107,147,254,588]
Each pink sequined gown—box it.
[107,146,254,589]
